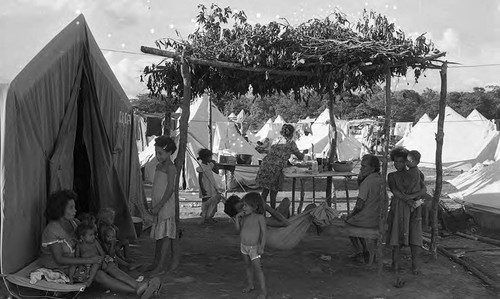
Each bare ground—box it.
[3,167,498,299]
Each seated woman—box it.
[40,190,161,299]
[342,154,384,262]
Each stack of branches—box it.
[143,4,444,98]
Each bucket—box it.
[132,216,143,238]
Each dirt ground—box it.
[77,210,496,299]
[2,167,498,299]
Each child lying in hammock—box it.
[225,194,330,250]
[225,195,292,227]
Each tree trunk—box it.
[209,94,213,152]
[431,62,447,259]
[163,111,172,136]
[170,52,192,269]
[325,91,338,207]
[378,68,392,274]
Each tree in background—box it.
[132,85,500,132]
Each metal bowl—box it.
[332,161,355,172]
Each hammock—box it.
[266,211,314,250]
[266,202,338,250]
[265,202,380,250]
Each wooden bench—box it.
[321,220,381,264]
[320,186,389,266]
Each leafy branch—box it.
[142,4,443,98]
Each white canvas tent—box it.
[236,110,247,123]
[296,109,362,161]
[418,113,432,124]
[247,118,282,144]
[274,115,285,124]
[228,112,237,121]
[141,95,263,190]
[312,108,349,134]
[296,124,362,161]
[448,160,500,231]
[467,109,496,132]
[397,106,498,170]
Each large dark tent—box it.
[0,14,145,275]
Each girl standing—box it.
[148,136,177,276]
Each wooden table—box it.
[284,171,357,215]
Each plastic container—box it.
[311,161,319,174]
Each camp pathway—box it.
[79,217,495,299]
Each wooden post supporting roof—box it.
[169,52,193,269]
[378,68,392,273]
[326,91,338,207]
[430,62,448,259]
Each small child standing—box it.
[147,136,178,276]
[70,222,105,286]
[196,149,220,224]
[234,192,267,299]
[405,150,425,210]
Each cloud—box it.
[14,0,71,11]
[437,28,460,56]
[100,0,150,27]
[104,52,160,98]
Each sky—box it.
[2,0,500,98]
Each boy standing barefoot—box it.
[235,192,267,299]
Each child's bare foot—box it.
[136,281,148,296]
[140,278,161,299]
[242,286,254,293]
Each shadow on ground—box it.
[78,216,496,299]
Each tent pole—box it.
[170,51,192,270]
[431,62,447,259]
[378,67,392,274]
